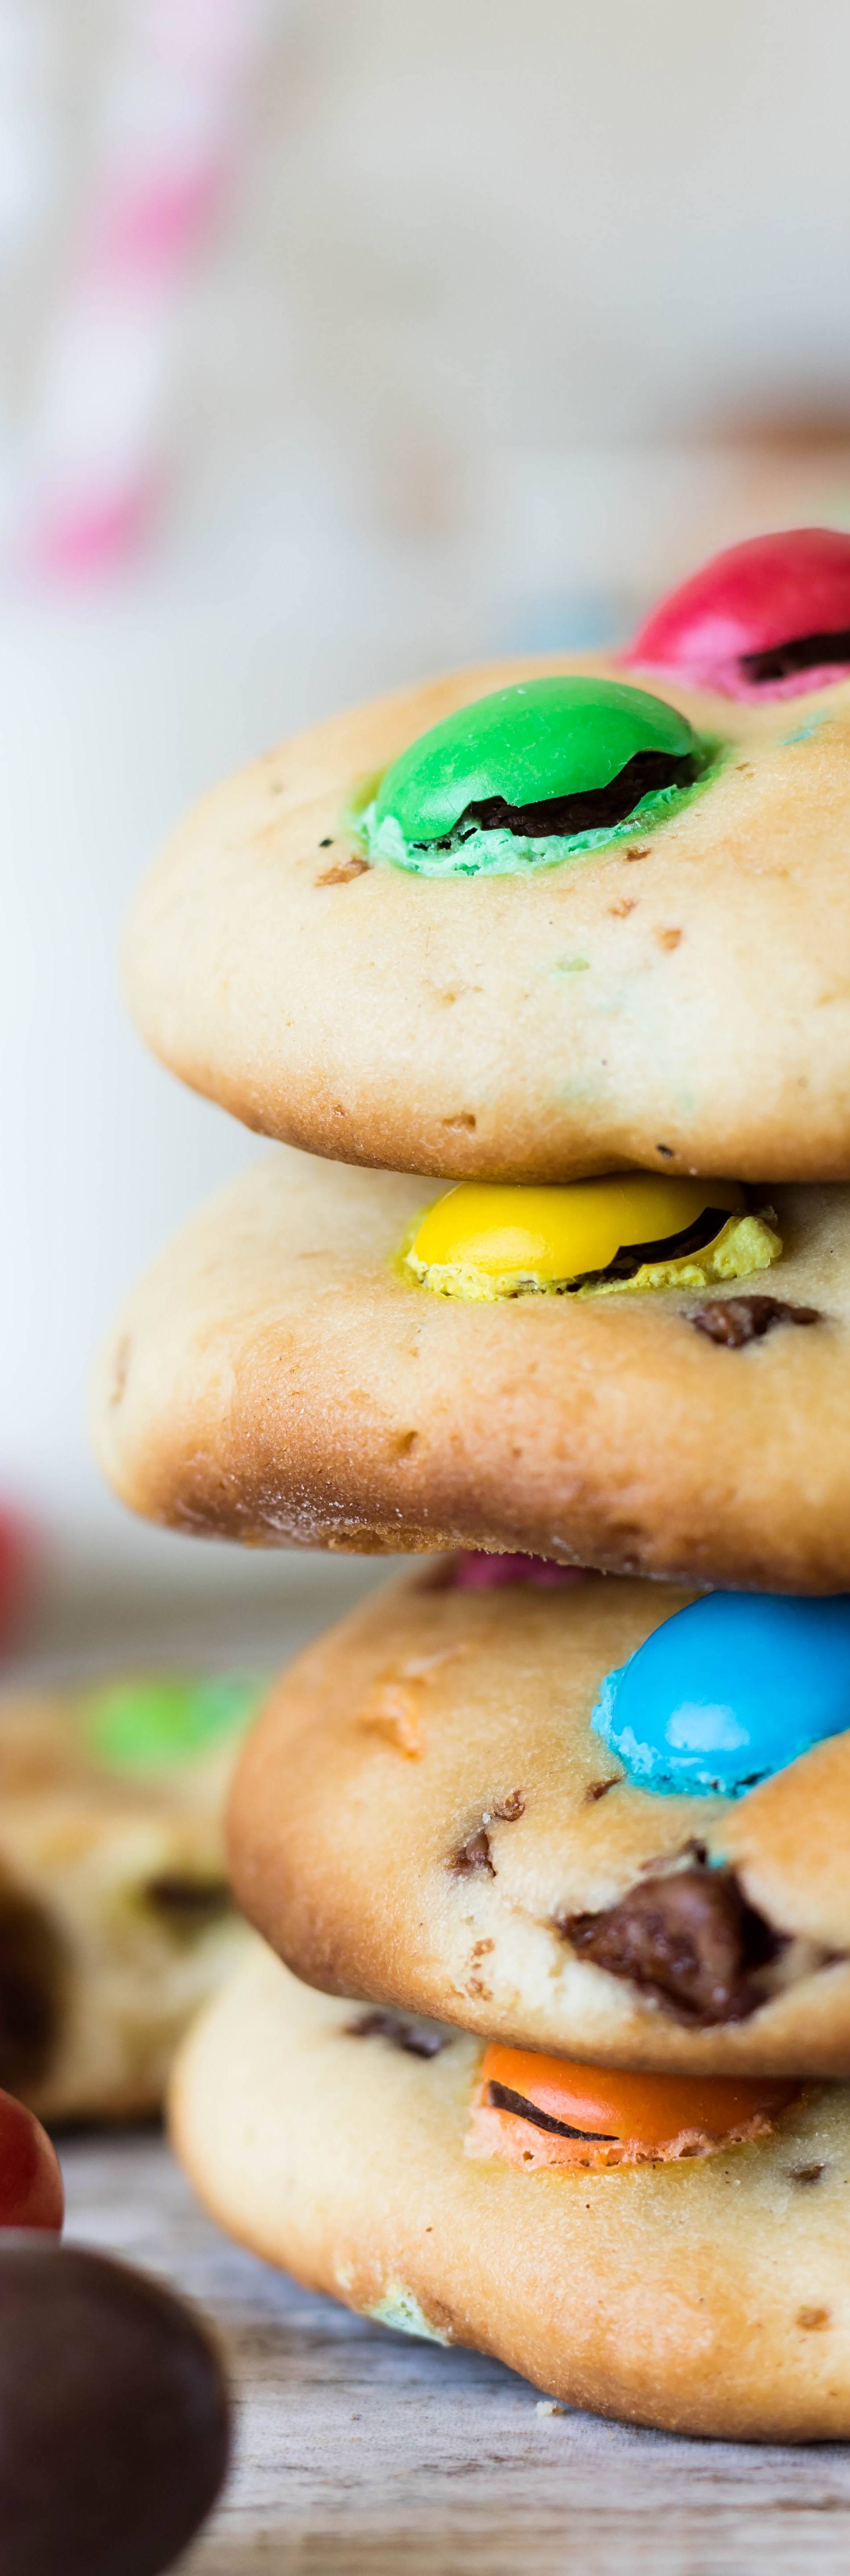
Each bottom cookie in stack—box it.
[170,1561,850,2437]
[171,1941,850,2441]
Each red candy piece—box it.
[623,526,850,701]
[0,2089,63,2232]
[452,1553,585,1590]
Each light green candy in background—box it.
[84,1672,270,1772]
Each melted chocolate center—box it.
[411,748,699,850]
[563,1204,734,1294]
[486,2080,616,2141]
[739,625,850,685]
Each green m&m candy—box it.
[363,676,706,878]
[83,1672,269,1774]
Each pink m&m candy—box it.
[451,1553,585,1590]
[624,526,850,702]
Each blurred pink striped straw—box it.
[18,0,280,580]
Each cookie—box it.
[171,1941,850,2440]
[94,1146,850,1591]
[123,542,850,1185]
[0,1669,264,2120]
[228,1566,850,2078]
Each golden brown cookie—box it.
[124,654,850,1185]
[0,1670,262,2120]
[228,1567,850,2079]
[94,1147,850,1590]
[171,1941,850,2441]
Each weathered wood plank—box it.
[59,2129,850,2576]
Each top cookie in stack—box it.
[96,527,850,1591]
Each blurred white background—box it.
[2,0,850,1659]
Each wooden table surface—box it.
[59,2125,850,2576]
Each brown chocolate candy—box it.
[0,2237,229,2576]
[561,1866,780,2024]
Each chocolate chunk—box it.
[487,2081,615,2141]
[584,1777,620,1803]
[560,1866,781,2024]
[740,624,850,685]
[692,1295,819,1347]
[789,2162,826,2185]
[144,1876,232,1932]
[344,2008,449,2058]
[491,1791,525,1822]
[449,1827,495,1876]
[0,2238,229,2576]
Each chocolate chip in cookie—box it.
[692,1295,819,1347]
[344,2008,450,2059]
[559,1866,782,2024]
[449,1827,495,1877]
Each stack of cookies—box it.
[97,526,850,2439]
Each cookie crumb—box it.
[535,2399,568,2415]
[656,927,683,951]
[316,854,370,886]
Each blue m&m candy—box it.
[592,1592,850,1797]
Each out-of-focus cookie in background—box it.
[0,1666,267,2122]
